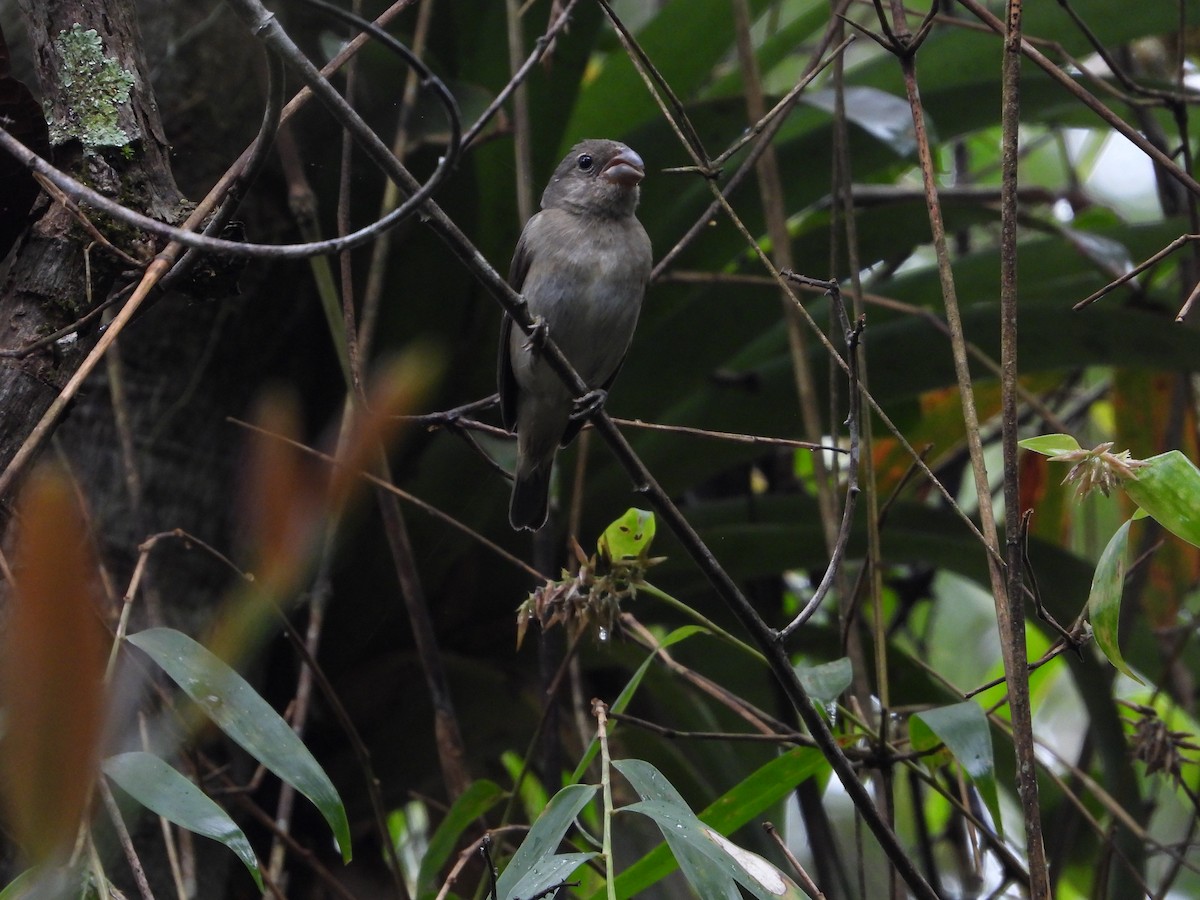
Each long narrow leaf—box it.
[126,627,352,861]
[103,752,262,889]
[495,783,597,900]
[617,759,806,900]
[1087,519,1143,683]
[570,626,708,785]
[601,747,826,898]
[416,779,505,896]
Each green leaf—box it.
[1019,434,1083,456]
[126,628,352,862]
[495,783,598,900]
[598,508,656,562]
[505,852,598,900]
[0,869,38,898]
[563,0,772,146]
[617,760,806,900]
[1124,451,1200,548]
[795,657,853,705]
[1087,518,1143,683]
[910,701,1002,837]
[103,752,262,890]
[570,625,707,785]
[602,749,827,898]
[502,750,549,825]
[805,86,917,156]
[415,779,505,897]
[616,759,740,900]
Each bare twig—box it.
[763,821,826,900]
[998,0,1051,887]
[99,780,157,900]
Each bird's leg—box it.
[570,388,608,422]
[521,316,549,354]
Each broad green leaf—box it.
[705,3,834,98]
[570,625,708,785]
[598,508,656,562]
[617,759,806,900]
[103,752,262,889]
[1019,434,1083,456]
[1087,519,1143,684]
[910,702,1002,837]
[563,0,773,147]
[416,779,505,897]
[805,86,917,157]
[795,657,853,705]
[1124,451,1200,548]
[494,783,598,900]
[126,628,351,862]
[601,749,827,898]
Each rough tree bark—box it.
[0,2,312,895]
[0,0,184,490]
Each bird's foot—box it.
[570,388,608,423]
[521,316,549,354]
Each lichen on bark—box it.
[45,23,137,150]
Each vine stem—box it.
[593,700,618,900]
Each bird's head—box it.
[540,139,646,218]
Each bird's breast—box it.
[514,214,650,388]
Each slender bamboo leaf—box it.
[600,751,826,898]
[570,625,708,785]
[617,758,805,899]
[415,779,505,897]
[495,783,597,900]
[103,752,262,889]
[1087,519,1143,683]
[0,869,37,899]
[126,628,352,861]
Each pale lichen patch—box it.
[45,24,138,151]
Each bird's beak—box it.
[600,148,645,187]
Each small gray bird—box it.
[499,139,652,531]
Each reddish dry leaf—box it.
[1,467,109,863]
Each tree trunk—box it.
[1,0,184,500]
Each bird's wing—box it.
[497,314,518,430]
[498,225,536,431]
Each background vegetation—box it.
[1,0,1200,897]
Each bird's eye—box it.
[577,154,594,171]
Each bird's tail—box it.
[510,461,552,532]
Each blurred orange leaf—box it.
[1,467,108,863]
